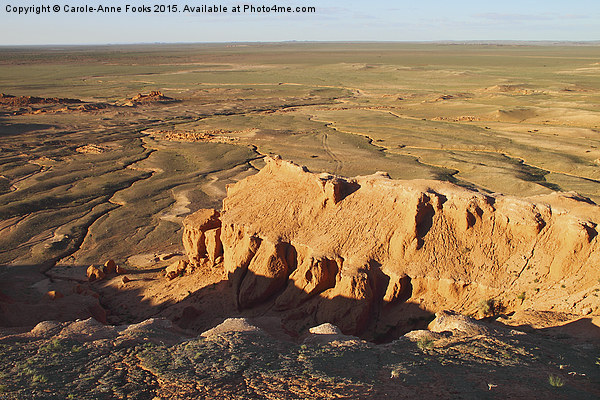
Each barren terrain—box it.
[1,43,600,398]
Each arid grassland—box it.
[1,43,600,268]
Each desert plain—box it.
[0,42,600,398]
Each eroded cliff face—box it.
[181,157,600,338]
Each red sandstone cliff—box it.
[180,157,600,337]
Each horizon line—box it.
[1,39,600,48]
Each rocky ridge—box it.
[0,91,176,115]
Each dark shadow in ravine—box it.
[0,262,435,344]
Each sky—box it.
[0,0,598,45]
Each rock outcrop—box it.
[125,91,176,106]
[0,93,82,106]
[182,208,222,265]
[428,310,491,336]
[200,317,261,338]
[182,157,600,337]
[86,265,105,282]
[0,93,110,116]
[103,260,117,275]
[86,260,126,282]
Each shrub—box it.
[548,375,564,388]
[40,338,64,353]
[478,299,496,317]
[32,374,48,384]
[416,338,434,351]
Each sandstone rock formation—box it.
[103,260,117,275]
[182,208,222,265]
[45,290,64,300]
[304,322,360,344]
[0,93,82,106]
[125,91,176,106]
[182,157,600,337]
[165,259,188,280]
[0,93,109,116]
[428,310,491,336]
[86,265,105,282]
[86,260,125,282]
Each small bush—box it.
[478,299,496,317]
[517,292,526,301]
[416,338,434,351]
[548,374,565,388]
[32,374,48,384]
[40,338,64,353]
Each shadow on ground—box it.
[0,262,435,344]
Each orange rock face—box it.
[103,260,117,275]
[182,209,222,266]
[182,157,600,336]
[238,240,290,309]
[165,260,189,280]
[86,266,105,282]
[46,291,64,300]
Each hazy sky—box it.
[0,0,598,45]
